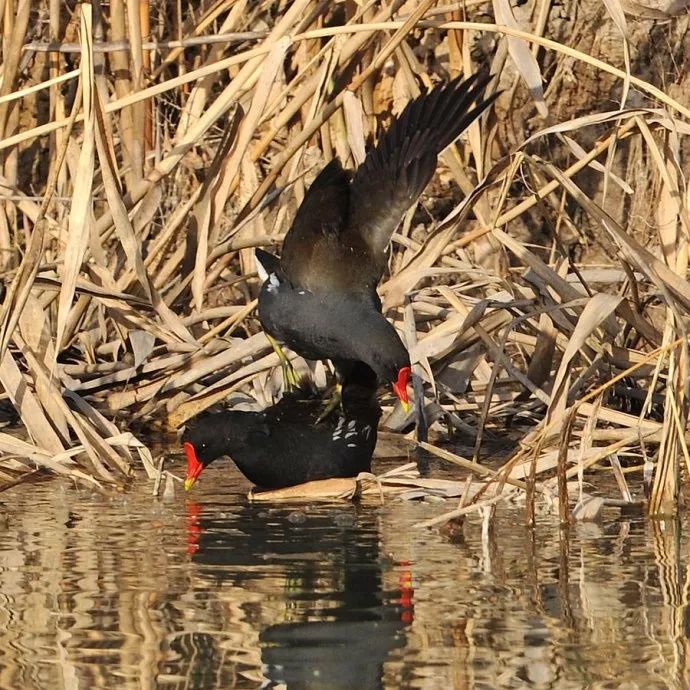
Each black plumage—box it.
[183,366,381,491]
[257,73,497,403]
[257,262,409,389]
[279,72,496,296]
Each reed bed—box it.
[0,0,689,519]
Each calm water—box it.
[0,458,689,689]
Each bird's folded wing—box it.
[280,158,351,286]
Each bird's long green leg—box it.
[316,382,342,424]
[265,334,300,392]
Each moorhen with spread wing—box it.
[256,73,497,407]
[183,364,381,491]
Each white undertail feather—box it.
[254,250,270,282]
[266,273,280,294]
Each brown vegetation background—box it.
[0,0,689,517]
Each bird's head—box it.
[181,417,229,491]
[375,359,412,413]
[367,334,412,414]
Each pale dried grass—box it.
[0,0,688,519]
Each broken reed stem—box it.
[24,33,270,52]
[417,490,515,529]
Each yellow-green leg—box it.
[316,382,342,424]
[266,334,300,392]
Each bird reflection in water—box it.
[184,500,413,689]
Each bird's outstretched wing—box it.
[347,73,497,264]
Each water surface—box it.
[0,459,688,689]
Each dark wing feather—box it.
[346,73,498,265]
[280,159,351,288]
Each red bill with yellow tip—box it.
[184,441,204,492]
[391,366,412,414]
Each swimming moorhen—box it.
[182,364,381,491]
[256,73,497,406]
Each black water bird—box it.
[256,73,497,407]
[182,365,381,491]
